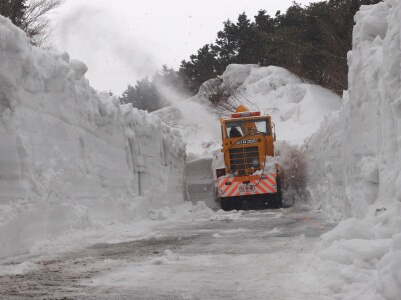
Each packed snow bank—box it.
[311,203,401,300]
[307,0,401,298]
[0,16,185,258]
[307,0,401,220]
[224,65,341,145]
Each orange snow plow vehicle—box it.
[215,105,282,210]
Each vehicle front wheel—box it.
[220,198,231,211]
[275,176,283,208]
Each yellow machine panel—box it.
[215,106,282,210]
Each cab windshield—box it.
[226,119,270,138]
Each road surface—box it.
[0,206,335,299]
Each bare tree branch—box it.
[23,0,64,48]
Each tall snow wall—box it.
[307,1,401,298]
[0,16,185,258]
[307,0,401,219]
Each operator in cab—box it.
[229,126,242,138]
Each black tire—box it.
[275,176,283,208]
[241,199,249,211]
[220,198,231,211]
[221,198,243,211]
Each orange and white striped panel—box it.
[217,173,277,198]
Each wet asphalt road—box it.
[0,206,335,300]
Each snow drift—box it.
[219,65,341,146]
[0,16,185,258]
[307,0,401,298]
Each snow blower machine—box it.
[214,105,282,210]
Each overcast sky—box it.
[53,0,314,95]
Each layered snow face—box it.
[307,1,401,298]
[307,0,401,220]
[0,17,185,258]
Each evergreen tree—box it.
[214,20,238,65]
[214,13,262,64]
[254,10,275,33]
[232,13,260,63]
[120,65,188,112]
[119,78,161,112]
[0,0,27,27]
[179,44,222,95]
[177,0,383,96]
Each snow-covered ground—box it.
[0,204,335,299]
[0,16,185,258]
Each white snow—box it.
[153,100,221,156]
[307,0,401,298]
[0,261,37,276]
[0,16,185,259]
[209,210,244,221]
[234,65,341,145]
[74,207,332,300]
[147,201,214,222]
[311,203,401,300]
[1,0,400,298]
[213,65,339,144]
[307,0,401,220]
[0,201,215,261]
[268,227,282,234]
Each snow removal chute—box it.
[214,105,282,210]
